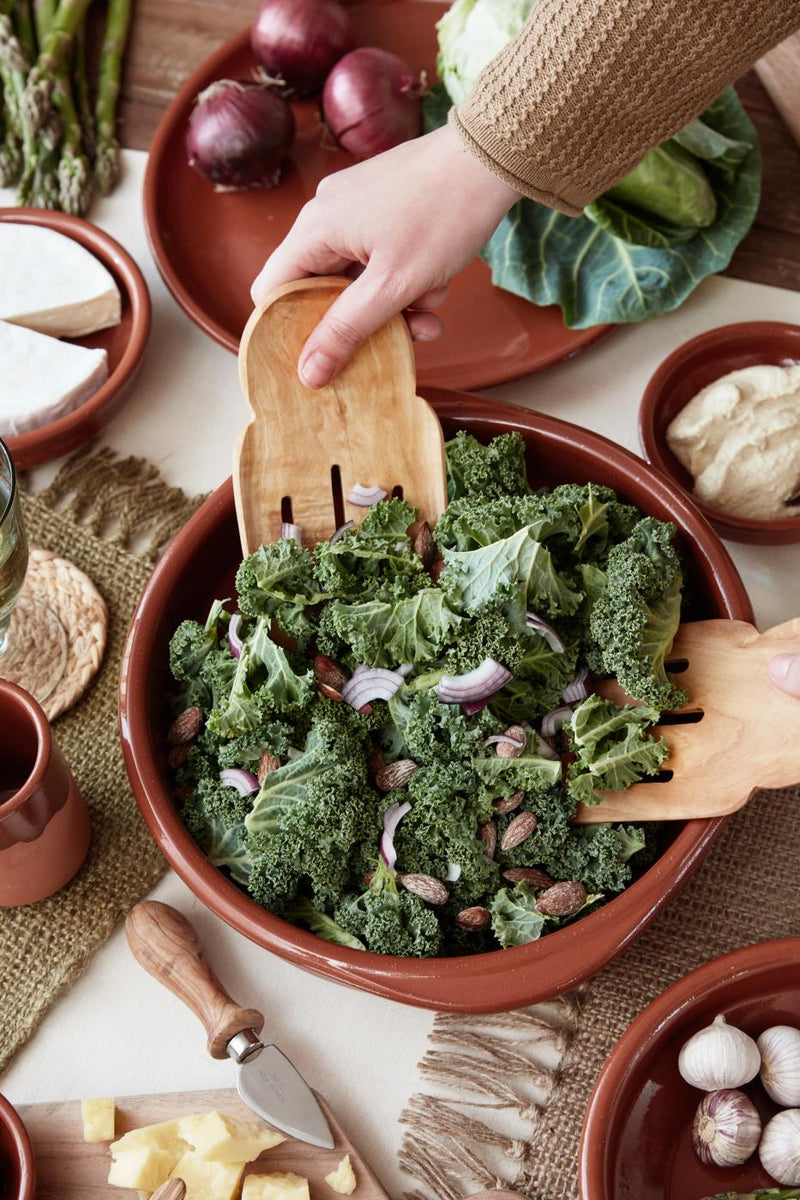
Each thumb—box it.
[768,653,800,698]
[298,269,402,389]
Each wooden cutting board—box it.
[18,1088,389,1200]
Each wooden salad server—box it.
[576,616,800,823]
[234,276,448,553]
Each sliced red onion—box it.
[228,613,244,659]
[280,521,302,545]
[287,748,303,761]
[341,667,404,709]
[525,612,566,654]
[396,663,414,678]
[219,768,259,796]
[437,658,512,705]
[347,483,387,506]
[562,667,590,704]
[541,705,574,739]
[483,731,526,751]
[329,519,355,545]
[535,734,558,761]
[445,862,462,882]
[379,799,411,870]
[462,693,499,716]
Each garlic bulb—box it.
[759,1108,800,1185]
[691,1089,761,1167]
[678,1013,761,1091]
[759,1026,800,1107]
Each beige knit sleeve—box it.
[451,0,800,213]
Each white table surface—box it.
[3,151,800,1198]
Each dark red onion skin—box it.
[186,80,295,191]
[251,0,357,97]
[322,47,423,159]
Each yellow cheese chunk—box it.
[325,1155,357,1194]
[242,1171,311,1200]
[81,1097,115,1142]
[170,1150,245,1200]
[111,1118,189,1154]
[107,1146,179,1192]
[178,1111,285,1163]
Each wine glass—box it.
[0,438,69,704]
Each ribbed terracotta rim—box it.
[578,936,800,1199]
[119,392,753,1011]
[639,321,800,544]
[0,680,50,820]
[0,1093,36,1200]
[0,208,151,469]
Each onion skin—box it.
[322,48,423,159]
[186,80,295,191]
[251,0,356,97]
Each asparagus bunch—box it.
[0,0,132,213]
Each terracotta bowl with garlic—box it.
[640,321,800,545]
[579,937,800,1200]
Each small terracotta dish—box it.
[580,937,800,1200]
[640,321,800,545]
[119,390,752,1013]
[0,208,151,469]
[0,1094,36,1200]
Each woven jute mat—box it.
[399,783,800,1200]
[0,447,205,1074]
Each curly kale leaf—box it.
[334,860,443,957]
[446,431,530,501]
[324,589,462,668]
[441,527,582,617]
[567,694,669,804]
[490,880,602,947]
[284,896,366,950]
[236,540,332,641]
[542,823,648,894]
[208,617,314,737]
[386,688,499,764]
[169,599,234,709]
[313,499,425,601]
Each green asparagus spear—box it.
[0,45,36,189]
[71,22,92,155]
[94,0,131,194]
[13,0,36,61]
[0,12,29,73]
[0,84,22,184]
[22,0,92,134]
[53,70,89,212]
[32,0,53,44]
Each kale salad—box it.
[167,432,687,958]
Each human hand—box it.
[768,654,800,698]
[250,123,521,388]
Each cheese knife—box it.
[125,901,334,1150]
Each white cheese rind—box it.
[0,321,108,436]
[0,224,121,337]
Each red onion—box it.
[562,667,590,704]
[437,659,512,705]
[341,667,404,709]
[541,705,573,739]
[219,768,259,796]
[525,612,566,654]
[251,0,356,97]
[186,80,295,191]
[461,693,499,716]
[322,48,424,159]
[280,521,302,545]
[445,862,462,883]
[347,483,387,506]
[535,734,559,761]
[228,613,244,659]
[329,519,355,545]
[379,800,411,870]
[483,731,526,751]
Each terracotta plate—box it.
[143,4,610,390]
[0,209,151,470]
[119,389,752,1013]
[580,937,800,1200]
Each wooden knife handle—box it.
[125,901,264,1059]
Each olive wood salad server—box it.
[234,276,447,553]
[577,616,800,823]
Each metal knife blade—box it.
[236,1044,334,1149]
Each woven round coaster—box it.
[2,547,108,720]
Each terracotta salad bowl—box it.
[119,390,752,1012]
[0,1094,35,1200]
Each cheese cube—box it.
[242,1171,311,1200]
[170,1150,245,1200]
[178,1111,285,1163]
[108,1145,179,1192]
[111,1118,189,1155]
[325,1155,357,1194]
[81,1097,115,1142]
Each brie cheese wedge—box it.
[0,224,121,337]
[0,321,108,436]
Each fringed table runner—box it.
[400,784,800,1199]
[0,447,204,1073]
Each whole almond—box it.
[493,790,525,815]
[167,743,190,770]
[456,906,491,930]
[398,873,449,906]
[500,810,537,851]
[314,653,348,691]
[479,820,497,859]
[375,759,419,792]
[536,880,587,917]
[317,682,343,702]
[496,725,527,759]
[257,749,281,785]
[413,521,436,568]
[429,558,445,584]
[167,706,203,746]
[503,867,555,889]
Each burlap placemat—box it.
[0,447,205,1073]
[400,783,800,1200]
